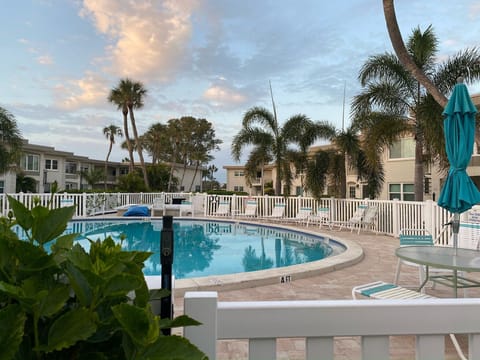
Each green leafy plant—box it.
[0,195,207,360]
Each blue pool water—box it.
[61,219,345,279]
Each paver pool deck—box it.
[173,223,480,360]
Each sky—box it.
[2,0,480,183]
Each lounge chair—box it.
[262,203,285,221]
[307,206,331,229]
[152,198,165,216]
[282,206,312,224]
[235,199,257,218]
[333,204,367,232]
[213,201,230,217]
[358,205,378,233]
[352,281,467,360]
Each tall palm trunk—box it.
[382,0,447,107]
[104,141,113,191]
[128,106,150,190]
[123,107,135,172]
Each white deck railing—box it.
[184,291,480,360]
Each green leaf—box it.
[139,335,208,360]
[133,279,150,308]
[7,196,33,231]
[38,284,70,317]
[32,205,76,245]
[67,244,93,271]
[51,233,77,252]
[103,274,144,298]
[167,314,202,328]
[65,263,94,307]
[14,241,57,274]
[43,308,97,352]
[0,304,27,360]
[0,281,25,299]
[112,303,159,347]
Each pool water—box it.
[62,219,345,279]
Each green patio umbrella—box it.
[438,77,480,251]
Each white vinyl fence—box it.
[184,292,480,360]
[0,192,458,240]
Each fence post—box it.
[424,200,434,236]
[184,292,218,360]
[82,193,87,217]
[392,199,399,237]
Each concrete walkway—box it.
[175,224,478,359]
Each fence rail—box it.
[0,192,459,240]
[184,291,480,360]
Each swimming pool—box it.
[64,219,346,280]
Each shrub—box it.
[0,195,206,359]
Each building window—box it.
[21,154,39,171]
[349,186,356,199]
[233,186,244,192]
[195,185,201,192]
[65,162,77,174]
[389,183,415,201]
[45,159,58,170]
[234,171,244,177]
[65,182,77,190]
[295,186,303,196]
[389,138,415,159]
[0,180,4,193]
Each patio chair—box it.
[307,206,331,229]
[358,205,378,233]
[352,281,467,360]
[152,198,165,216]
[235,199,257,218]
[179,200,194,217]
[427,222,480,293]
[393,228,435,289]
[281,206,312,224]
[261,203,286,221]
[213,201,230,217]
[333,204,367,232]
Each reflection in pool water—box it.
[55,219,345,279]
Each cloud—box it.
[37,55,54,65]
[79,0,199,82]
[203,82,248,109]
[53,72,110,110]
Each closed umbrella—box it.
[438,77,480,252]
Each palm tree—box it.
[141,123,168,164]
[0,107,23,175]
[352,25,480,200]
[232,107,334,196]
[103,124,122,190]
[244,144,272,195]
[108,78,149,190]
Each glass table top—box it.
[396,246,480,272]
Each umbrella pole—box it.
[452,213,460,255]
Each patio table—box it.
[395,245,480,297]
